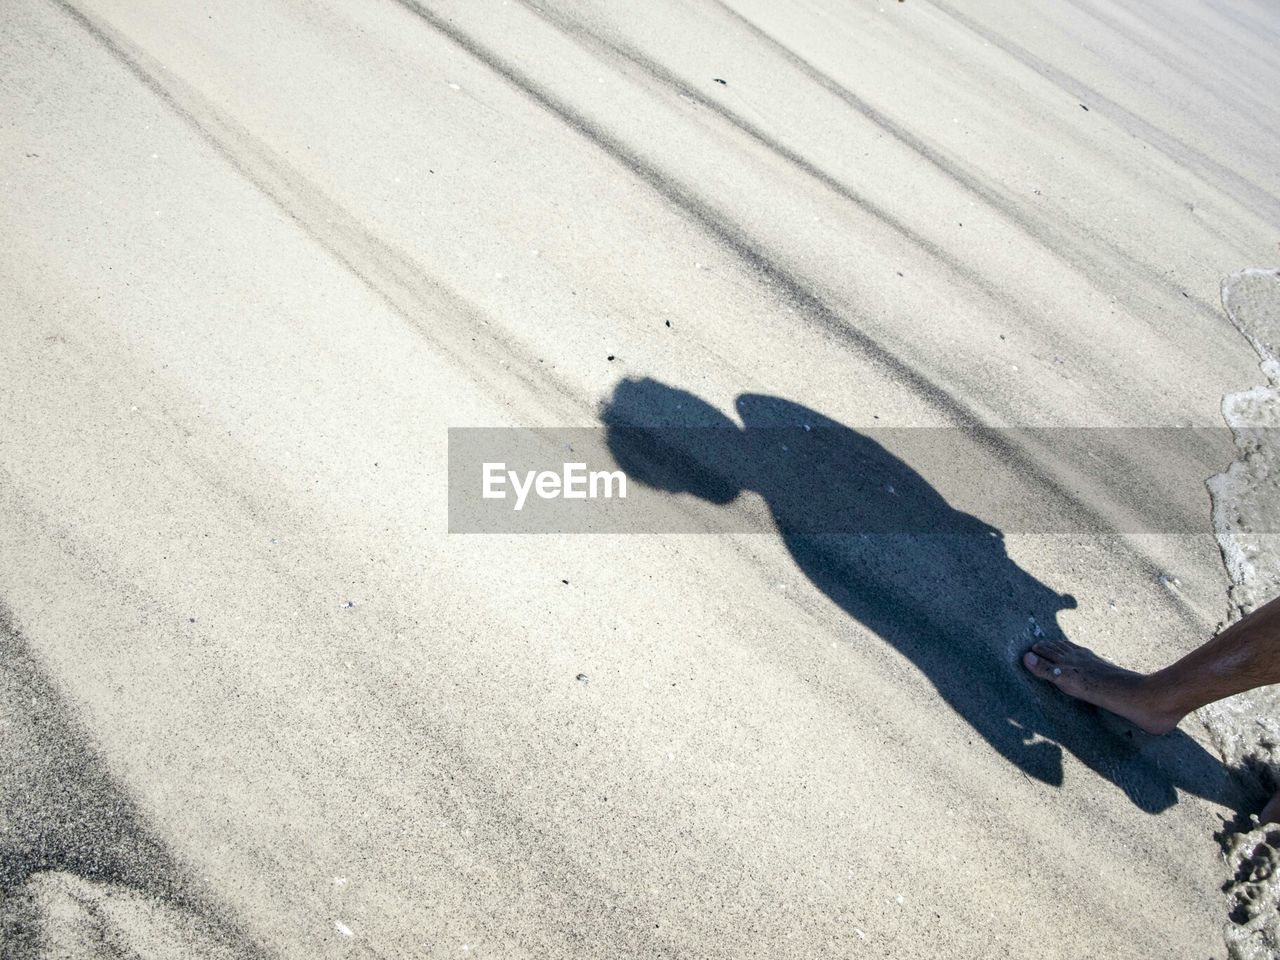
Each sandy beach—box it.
[2,0,1279,956]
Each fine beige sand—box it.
[2,0,1279,957]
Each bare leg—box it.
[1024,595,1280,816]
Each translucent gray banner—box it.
[448,425,1268,534]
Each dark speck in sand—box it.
[576,673,589,683]
[562,579,569,585]
[1080,103,1089,111]
[713,78,727,85]
[665,319,671,328]
[607,355,616,361]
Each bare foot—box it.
[1023,639,1183,735]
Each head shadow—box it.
[602,376,1243,814]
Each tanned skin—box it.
[1024,594,1280,820]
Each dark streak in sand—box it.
[387,0,1209,626]
[0,603,267,957]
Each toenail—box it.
[1052,667,1062,677]
[1026,653,1038,665]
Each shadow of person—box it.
[602,377,1244,814]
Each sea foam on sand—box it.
[1202,269,1280,960]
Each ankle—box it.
[1134,672,1189,733]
